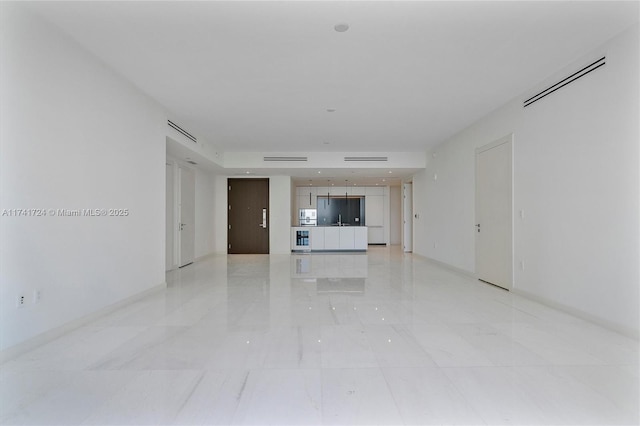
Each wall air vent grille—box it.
[524,56,606,108]
[263,156,308,162]
[168,120,197,143]
[344,156,389,162]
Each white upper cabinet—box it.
[351,186,366,196]
[329,186,350,196]
[297,187,317,196]
[365,195,384,227]
[297,194,315,208]
[365,186,384,196]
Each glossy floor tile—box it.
[1,247,638,425]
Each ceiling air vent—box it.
[168,120,197,143]
[524,56,605,108]
[186,160,197,165]
[263,156,308,162]
[344,156,388,162]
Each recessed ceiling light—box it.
[388,171,393,174]
[317,171,322,174]
[382,179,386,182]
[323,142,330,145]
[334,23,349,32]
[245,171,251,174]
[326,108,336,113]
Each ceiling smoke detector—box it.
[334,23,349,33]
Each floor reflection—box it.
[290,253,369,279]
[316,278,365,294]
[226,254,270,331]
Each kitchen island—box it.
[291,226,367,252]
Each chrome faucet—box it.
[338,214,342,226]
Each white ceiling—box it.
[29,1,639,161]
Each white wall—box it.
[213,175,229,254]
[413,25,639,336]
[0,4,166,351]
[269,176,292,254]
[194,168,216,259]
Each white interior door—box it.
[165,163,175,271]
[179,166,195,267]
[475,137,512,289]
[403,183,413,252]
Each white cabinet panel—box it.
[368,227,385,244]
[290,226,368,251]
[324,227,340,250]
[297,187,317,196]
[329,186,350,196]
[315,187,328,197]
[297,194,316,209]
[339,227,355,249]
[354,227,368,249]
[311,227,325,250]
[366,195,384,227]
[351,186,366,196]
[365,186,384,195]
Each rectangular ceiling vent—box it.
[344,156,389,162]
[524,56,605,108]
[263,156,308,162]
[186,160,198,165]
[168,120,197,143]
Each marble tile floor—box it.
[1,247,638,425]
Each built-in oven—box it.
[299,208,317,226]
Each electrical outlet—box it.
[520,261,525,271]
[16,295,25,308]
[33,289,42,303]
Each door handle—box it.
[476,223,480,233]
[260,208,267,228]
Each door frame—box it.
[178,165,196,267]
[475,134,514,290]
[165,161,177,271]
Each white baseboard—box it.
[511,288,639,340]
[413,253,638,340]
[0,282,167,364]
[165,252,219,272]
[413,253,477,280]
[195,252,217,262]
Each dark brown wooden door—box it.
[228,178,269,254]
